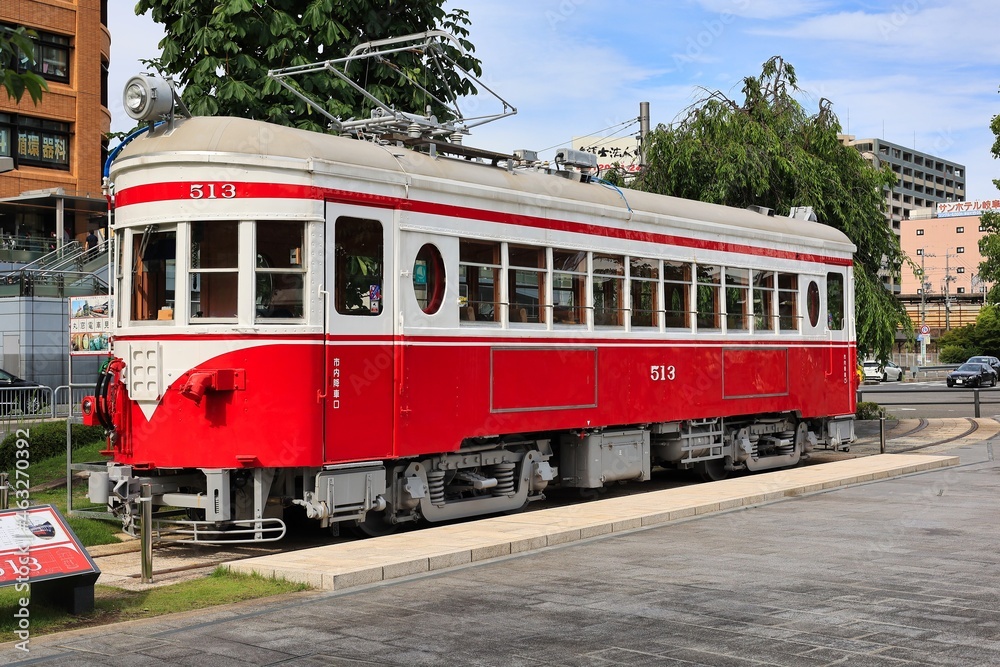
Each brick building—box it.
[1,0,110,248]
[0,0,110,388]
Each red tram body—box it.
[88,115,856,540]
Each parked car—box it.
[862,360,904,382]
[967,355,1000,373]
[947,362,998,388]
[0,368,45,416]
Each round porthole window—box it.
[413,244,445,314]
[807,280,820,328]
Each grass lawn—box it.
[2,423,315,639]
[0,568,310,636]
[4,429,124,547]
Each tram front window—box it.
[256,221,306,321]
[190,221,239,321]
[131,225,176,322]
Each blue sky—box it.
[108,0,1000,199]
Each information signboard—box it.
[0,505,100,586]
[69,295,112,355]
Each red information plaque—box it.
[0,505,100,586]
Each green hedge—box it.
[856,401,890,420]
[0,422,106,471]
[939,345,977,364]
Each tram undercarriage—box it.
[89,413,854,544]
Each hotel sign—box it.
[936,199,1000,218]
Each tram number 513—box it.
[190,183,236,199]
[650,365,676,381]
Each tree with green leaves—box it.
[633,56,908,362]
[135,0,481,131]
[0,26,48,104]
[977,89,1000,297]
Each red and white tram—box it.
[86,110,856,540]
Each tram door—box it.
[323,206,396,462]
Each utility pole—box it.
[919,250,931,365]
[639,102,649,169]
[920,251,927,330]
[944,248,956,331]
[638,101,650,169]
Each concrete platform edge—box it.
[224,454,958,592]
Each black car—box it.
[0,368,45,416]
[967,355,1000,373]
[947,362,998,388]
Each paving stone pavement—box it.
[3,434,999,666]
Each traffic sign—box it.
[920,324,930,335]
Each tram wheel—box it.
[350,511,399,538]
[693,459,729,482]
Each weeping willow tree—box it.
[633,56,908,361]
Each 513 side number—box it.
[650,365,676,381]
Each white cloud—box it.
[104,2,998,196]
[695,0,830,20]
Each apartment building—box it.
[841,135,966,231]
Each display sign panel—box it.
[0,505,100,586]
[69,295,113,355]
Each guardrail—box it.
[0,385,55,422]
[857,386,1000,418]
[53,384,94,420]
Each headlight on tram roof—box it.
[123,74,175,121]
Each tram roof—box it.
[115,116,855,254]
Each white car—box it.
[862,360,904,382]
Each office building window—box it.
[957,247,965,254]
[956,226,964,233]
[2,26,71,84]
[957,287,966,294]
[916,249,923,256]
[957,267,965,274]
[916,229,924,235]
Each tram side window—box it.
[593,254,624,327]
[552,249,587,325]
[459,240,500,323]
[696,264,721,331]
[827,272,844,330]
[753,271,775,332]
[335,217,383,316]
[806,280,820,328]
[131,226,176,321]
[190,221,238,321]
[256,221,306,321]
[663,261,691,329]
[726,267,749,332]
[630,257,659,328]
[778,273,798,331]
[413,244,445,315]
[508,244,546,324]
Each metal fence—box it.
[52,384,94,420]
[0,385,55,422]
